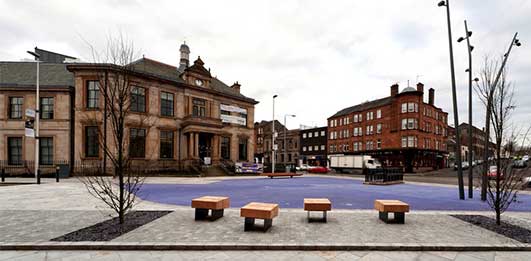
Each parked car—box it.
[454,161,469,170]
[487,166,504,180]
[513,160,527,168]
[296,164,310,171]
[308,166,329,174]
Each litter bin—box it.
[57,164,70,178]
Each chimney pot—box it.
[231,81,241,93]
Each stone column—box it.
[188,132,193,159]
[212,135,220,161]
[194,133,199,158]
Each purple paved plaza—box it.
[136,176,531,211]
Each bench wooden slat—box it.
[374,199,409,213]
[191,196,230,210]
[304,198,332,211]
[240,202,279,219]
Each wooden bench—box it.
[261,173,303,179]
[374,199,409,224]
[240,202,279,232]
[191,196,230,221]
[304,198,332,222]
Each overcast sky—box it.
[1,0,530,135]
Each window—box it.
[401,103,407,113]
[85,126,99,157]
[377,109,382,119]
[401,136,418,148]
[39,137,53,165]
[160,131,174,159]
[401,118,418,130]
[238,138,247,161]
[86,80,99,109]
[321,131,325,136]
[192,98,206,117]
[221,136,230,159]
[160,92,174,116]
[314,145,319,151]
[303,146,307,152]
[9,97,23,119]
[314,131,319,137]
[8,137,22,165]
[402,102,418,113]
[131,86,146,112]
[130,128,146,158]
[377,123,382,134]
[366,141,374,150]
[308,146,313,151]
[321,145,325,150]
[366,125,373,135]
[302,133,307,138]
[40,97,54,119]
[366,111,374,121]
[309,132,313,138]
[377,139,382,150]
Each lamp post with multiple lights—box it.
[457,20,479,199]
[438,0,465,200]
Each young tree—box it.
[79,34,153,224]
[478,63,528,225]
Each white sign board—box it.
[204,157,211,165]
[25,109,35,118]
[273,144,278,151]
[220,114,247,125]
[25,128,35,138]
[220,104,247,114]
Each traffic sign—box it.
[25,108,35,118]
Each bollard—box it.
[56,166,60,183]
[1,168,4,182]
[37,169,41,184]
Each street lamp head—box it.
[438,1,446,7]
[473,77,479,82]
[26,51,40,59]
[457,37,465,43]
[514,39,522,47]
[467,31,473,37]
[465,68,470,72]
[469,45,474,52]
[273,94,278,98]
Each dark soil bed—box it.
[51,210,172,241]
[452,214,531,243]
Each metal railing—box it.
[365,168,404,183]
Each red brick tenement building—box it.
[327,83,448,172]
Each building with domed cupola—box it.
[327,83,448,172]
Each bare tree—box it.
[78,34,154,224]
[478,63,528,225]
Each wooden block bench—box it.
[374,199,409,224]
[191,196,230,221]
[261,173,303,179]
[304,198,332,222]
[240,202,279,232]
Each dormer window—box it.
[195,79,203,86]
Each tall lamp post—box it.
[479,32,521,201]
[272,95,278,174]
[284,114,296,171]
[457,20,478,198]
[27,51,40,184]
[438,0,465,200]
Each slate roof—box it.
[0,62,74,87]
[129,57,255,103]
[330,96,393,118]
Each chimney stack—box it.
[390,84,399,96]
[416,82,424,93]
[231,81,241,93]
[428,88,435,105]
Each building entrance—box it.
[198,133,213,163]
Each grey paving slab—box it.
[0,210,109,243]
[114,208,521,246]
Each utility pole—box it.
[481,32,521,200]
[284,114,296,172]
[438,0,464,199]
[27,51,40,184]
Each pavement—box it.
[0,176,531,258]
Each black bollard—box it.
[56,166,60,183]
[37,169,41,184]
[1,168,4,182]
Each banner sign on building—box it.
[220,104,247,126]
